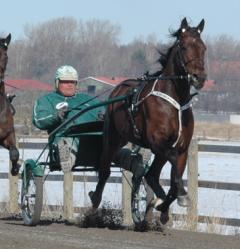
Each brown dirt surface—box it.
[0,217,239,249]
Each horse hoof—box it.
[88,191,95,204]
[88,191,100,209]
[177,195,191,207]
[85,207,98,216]
[160,211,169,225]
[134,220,148,232]
[88,191,94,199]
[11,164,20,176]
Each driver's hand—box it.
[97,111,105,120]
[56,102,69,120]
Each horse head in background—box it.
[0,34,11,84]
[0,33,20,176]
[89,18,206,225]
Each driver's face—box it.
[58,80,77,97]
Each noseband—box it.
[175,40,205,87]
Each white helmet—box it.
[55,65,78,89]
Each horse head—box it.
[0,33,11,83]
[172,18,207,90]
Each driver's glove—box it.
[56,102,69,120]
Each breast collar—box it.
[132,79,193,147]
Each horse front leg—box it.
[160,150,190,213]
[143,155,171,224]
[3,133,20,176]
[145,155,167,206]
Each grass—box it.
[194,122,240,140]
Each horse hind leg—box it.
[88,152,112,209]
[89,129,122,209]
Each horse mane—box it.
[144,46,174,78]
[147,42,176,78]
[151,24,201,77]
[157,27,183,70]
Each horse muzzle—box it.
[189,74,206,90]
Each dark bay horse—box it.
[0,34,20,176]
[89,18,206,224]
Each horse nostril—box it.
[192,74,199,82]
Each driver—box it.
[32,65,104,171]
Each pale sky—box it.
[1,0,240,44]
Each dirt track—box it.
[0,218,239,249]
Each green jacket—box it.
[33,91,103,133]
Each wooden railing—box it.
[5,137,240,229]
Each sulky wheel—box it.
[21,163,43,226]
[131,177,154,226]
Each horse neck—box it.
[0,82,5,95]
[0,83,6,110]
[162,57,191,106]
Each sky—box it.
[1,0,240,44]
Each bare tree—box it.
[20,17,78,81]
[76,19,121,77]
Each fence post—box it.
[8,138,19,213]
[122,170,133,226]
[187,138,198,230]
[63,171,73,221]
[8,172,19,213]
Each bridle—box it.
[175,39,205,88]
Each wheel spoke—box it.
[21,168,43,226]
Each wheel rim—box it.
[132,180,148,223]
[21,170,40,225]
[21,173,38,222]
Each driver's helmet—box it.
[55,65,78,89]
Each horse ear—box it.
[180,17,188,33]
[5,33,11,46]
[197,19,205,33]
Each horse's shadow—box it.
[0,209,165,232]
[0,214,63,227]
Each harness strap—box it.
[134,79,192,147]
[151,90,181,147]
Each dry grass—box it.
[194,122,240,140]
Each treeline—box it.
[5,17,240,119]
[7,17,162,82]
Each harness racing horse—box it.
[0,34,20,176]
[89,18,206,225]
